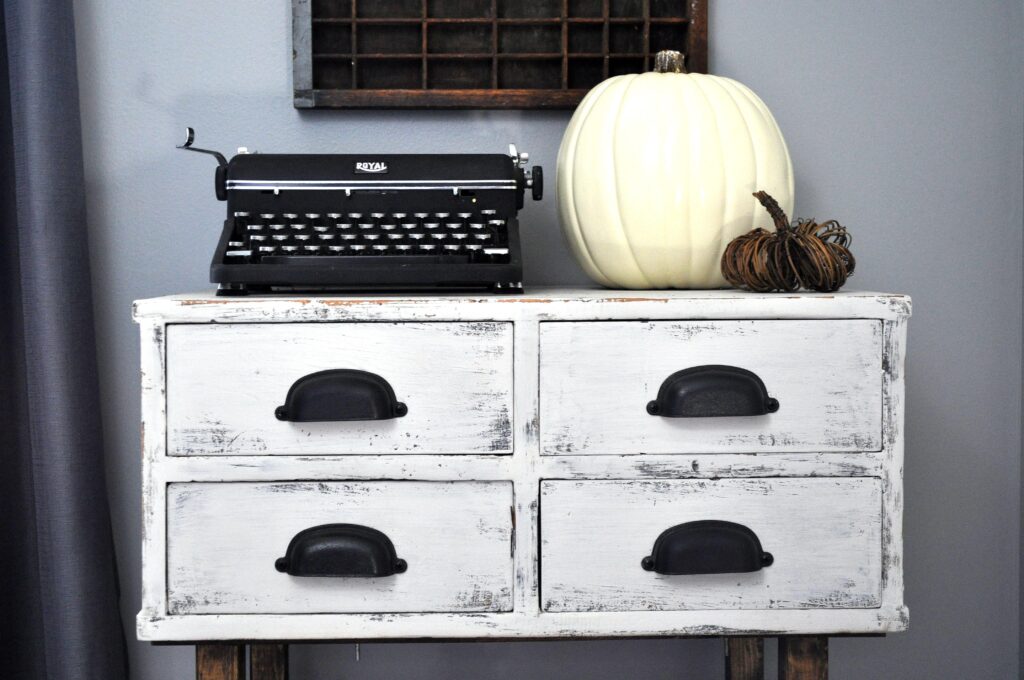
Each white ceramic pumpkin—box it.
[556,51,794,289]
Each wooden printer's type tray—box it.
[293,0,708,109]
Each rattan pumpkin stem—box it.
[753,190,790,232]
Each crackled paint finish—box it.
[167,481,514,614]
[540,478,882,612]
[166,322,514,455]
[539,320,883,455]
[134,289,910,641]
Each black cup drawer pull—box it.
[275,523,408,577]
[646,365,779,418]
[641,520,774,575]
[275,369,407,422]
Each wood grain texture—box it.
[250,644,288,680]
[541,478,882,612]
[167,481,514,614]
[726,637,764,680]
[540,320,883,454]
[166,322,513,456]
[779,636,828,680]
[196,644,244,680]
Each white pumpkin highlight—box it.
[556,52,794,289]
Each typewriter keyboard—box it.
[225,210,512,263]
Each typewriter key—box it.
[268,224,286,231]
[260,213,276,219]
[392,213,407,219]
[435,212,450,219]
[371,212,385,219]
[457,212,473,219]
[444,244,461,252]
[414,212,429,219]
[469,222,485,230]
[372,244,389,252]
[283,213,298,219]
[481,209,497,215]
[233,211,251,218]
[423,222,440,230]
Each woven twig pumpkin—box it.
[721,191,855,293]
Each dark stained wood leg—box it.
[196,644,245,680]
[778,636,828,680]
[725,637,765,680]
[251,643,289,680]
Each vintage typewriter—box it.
[178,128,542,295]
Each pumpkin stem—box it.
[753,191,791,233]
[653,50,687,74]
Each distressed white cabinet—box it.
[134,289,909,676]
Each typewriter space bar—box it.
[263,255,470,265]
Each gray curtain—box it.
[0,1,127,679]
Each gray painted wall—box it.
[73,0,1023,677]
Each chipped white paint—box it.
[541,320,882,454]
[166,322,513,455]
[167,481,514,614]
[134,288,910,641]
[541,478,881,612]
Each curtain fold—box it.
[0,1,127,679]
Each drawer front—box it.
[540,478,881,612]
[167,481,514,614]
[166,322,513,455]
[539,320,882,454]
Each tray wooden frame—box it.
[292,0,708,108]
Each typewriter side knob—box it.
[529,166,543,201]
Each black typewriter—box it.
[178,128,542,295]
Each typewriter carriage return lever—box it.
[177,127,542,296]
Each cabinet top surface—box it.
[133,288,911,322]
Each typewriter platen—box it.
[178,128,542,295]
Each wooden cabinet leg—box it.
[778,636,828,680]
[196,644,245,680]
[725,637,764,680]
[251,643,289,680]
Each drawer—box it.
[167,481,514,614]
[540,478,881,612]
[166,322,513,455]
[539,320,882,454]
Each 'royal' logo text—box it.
[354,161,388,174]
